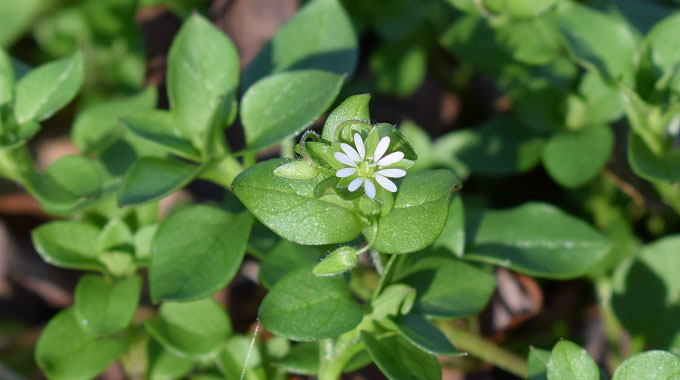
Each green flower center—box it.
[356,160,375,178]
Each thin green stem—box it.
[370,249,384,276]
[243,152,256,168]
[438,322,527,378]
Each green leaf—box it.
[612,351,680,380]
[232,158,366,245]
[74,274,142,336]
[628,132,680,182]
[36,308,125,380]
[241,70,343,152]
[370,41,427,97]
[573,71,623,127]
[147,339,194,380]
[321,93,371,141]
[394,251,496,318]
[542,124,614,188]
[150,205,252,303]
[0,0,42,48]
[547,340,601,380]
[646,12,680,89]
[98,219,133,253]
[167,14,239,135]
[555,2,638,83]
[528,347,550,380]
[274,160,320,179]
[313,246,358,276]
[361,330,441,380]
[242,0,357,90]
[258,239,323,288]
[71,87,157,154]
[399,121,433,172]
[370,169,461,254]
[118,157,201,207]
[258,266,363,341]
[392,314,458,356]
[14,51,84,123]
[0,49,13,105]
[144,298,231,357]
[32,221,105,271]
[121,110,201,161]
[431,195,465,257]
[42,154,101,199]
[612,236,680,350]
[465,202,612,279]
[495,17,562,66]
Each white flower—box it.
[334,133,406,199]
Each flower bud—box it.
[273,160,319,179]
[313,246,358,276]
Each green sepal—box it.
[313,246,358,276]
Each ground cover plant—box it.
[0,0,679,379]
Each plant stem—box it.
[370,249,384,276]
[198,155,244,188]
[318,342,364,380]
[438,322,527,378]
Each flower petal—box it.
[354,133,365,159]
[378,151,404,166]
[341,143,361,162]
[373,136,390,162]
[336,168,356,178]
[375,174,397,192]
[348,177,364,192]
[364,179,376,199]
[376,168,406,178]
[334,152,357,167]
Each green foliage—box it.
[259,266,363,341]
[150,204,252,302]
[36,308,125,380]
[465,203,612,278]
[6,1,680,379]
[144,298,231,357]
[74,274,142,335]
[241,70,344,151]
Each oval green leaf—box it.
[168,14,239,135]
[232,158,366,245]
[394,250,496,318]
[74,274,142,336]
[370,169,461,254]
[612,351,680,380]
[547,340,601,380]
[121,110,201,161]
[32,221,105,271]
[118,157,201,207]
[14,51,83,123]
[542,124,614,188]
[259,266,363,341]
[392,314,458,356]
[144,298,232,358]
[150,204,252,302]
[360,330,441,380]
[465,202,612,279]
[241,70,343,152]
[36,308,125,380]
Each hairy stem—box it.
[438,322,527,378]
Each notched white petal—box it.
[348,177,364,192]
[336,167,356,178]
[376,168,406,178]
[377,151,404,166]
[375,174,397,192]
[334,152,357,167]
[341,143,361,162]
[373,136,390,162]
[354,133,365,159]
[364,179,376,199]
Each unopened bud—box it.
[313,246,358,276]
